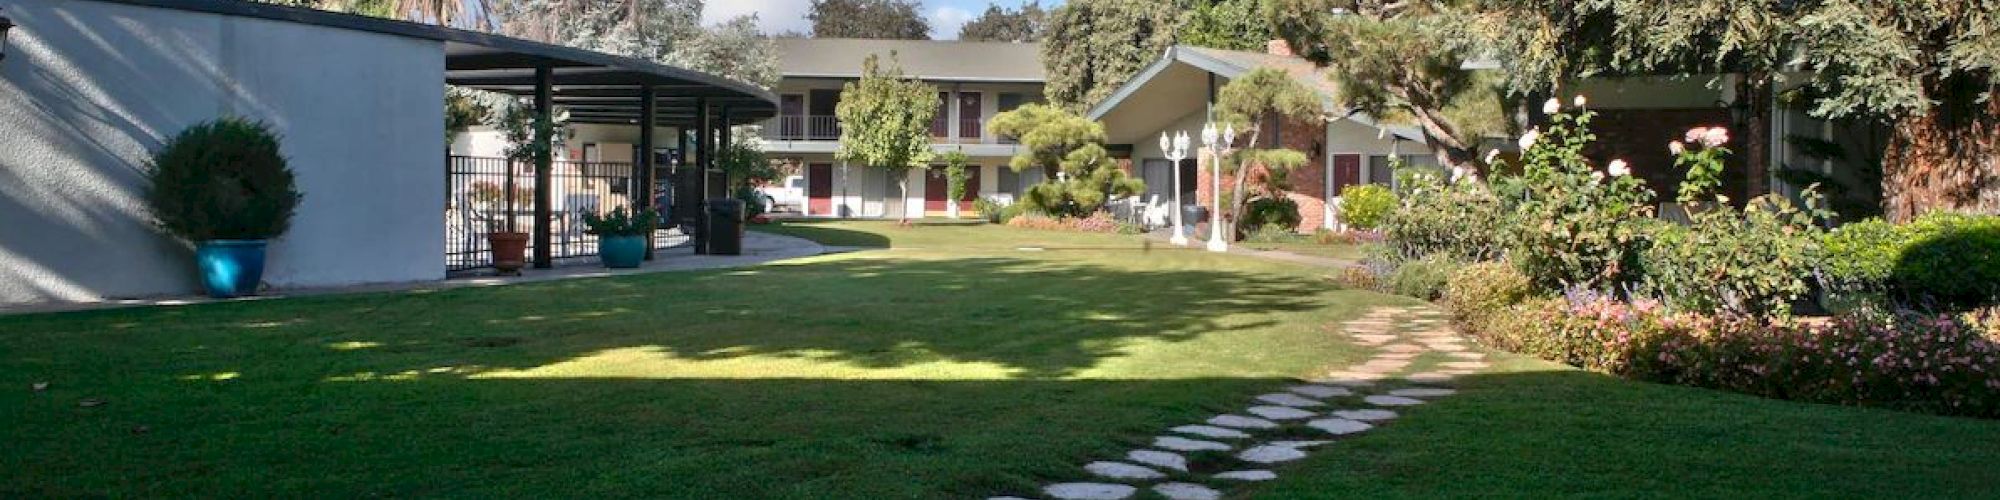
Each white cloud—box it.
[702,0,813,35]
[928,6,975,40]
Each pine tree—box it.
[987,104,1144,217]
[1212,68,1320,239]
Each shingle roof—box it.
[775,38,1044,82]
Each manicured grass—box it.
[1241,240,1368,262]
[1,221,1398,497]
[1249,354,2000,498]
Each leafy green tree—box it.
[835,54,939,220]
[988,104,1144,217]
[1179,0,1275,51]
[1041,0,1182,110]
[1265,0,1510,169]
[941,151,971,218]
[493,1,780,87]
[1212,68,1321,238]
[809,0,931,39]
[957,2,1047,42]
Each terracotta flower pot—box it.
[488,232,529,275]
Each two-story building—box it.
[765,38,1045,219]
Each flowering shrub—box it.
[1005,211,1123,233]
[1494,104,1657,293]
[1383,169,1508,261]
[1640,192,1828,317]
[1470,295,2000,418]
[1338,184,1397,230]
[1389,254,1463,301]
[1443,261,1532,326]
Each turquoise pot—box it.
[196,240,268,298]
[600,235,647,268]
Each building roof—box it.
[88,0,777,126]
[776,38,1044,83]
[1086,45,1425,143]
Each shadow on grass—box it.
[754,221,894,247]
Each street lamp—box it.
[1198,122,1236,252]
[1160,131,1191,246]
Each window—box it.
[997,167,1020,196]
[1366,154,1445,188]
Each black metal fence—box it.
[446,155,668,272]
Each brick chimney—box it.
[1266,39,1294,57]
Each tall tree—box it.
[1041,0,1182,111]
[809,0,931,40]
[957,2,1047,42]
[1793,0,2000,220]
[1212,68,1321,239]
[987,104,1145,217]
[493,1,780,88]
[835,54,939,220]
[1265,0,1510,169]
[1178,0,1275,51]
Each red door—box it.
[807,163,833,215]
[924,168,949,212]
[958,166,981,211]
[1332,154,1362,195]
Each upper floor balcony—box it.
[760,114,1021,156]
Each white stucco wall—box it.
[0,0,446,305]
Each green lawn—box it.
[1240,240,1368,262]
[5,220,1997,498]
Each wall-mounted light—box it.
[0,11,15,64]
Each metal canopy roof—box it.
[98,0,778,127]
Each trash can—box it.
[704,198,745,255]
[1182,205,1208,235]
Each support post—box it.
[716,106,733,200]
[638,84,657,260]
[693,98,712,254]
[532,66,554,269]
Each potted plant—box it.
[582,206,658,269]
[468,180,531,274]
[146,118,303,298]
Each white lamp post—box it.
[1199,123,1235,252]
[1160,131,1191,246]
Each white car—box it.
[757,175,806,213]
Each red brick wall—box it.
[1195,118,1328,234]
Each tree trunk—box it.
[1880,79,2000,221]
[1739,76,1775,201]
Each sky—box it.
[701,0,1058,40]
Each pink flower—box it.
[1702,127,1730,147]
[1684,127,1707,144]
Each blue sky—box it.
[701,0,1059,40]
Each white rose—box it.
[1543,98,1561,114]
[1668,141,1686,155]
[1608,159,1630,177]
[1573,95,1588,108]
[1483,149,1501,164]
[1518,129,1541,150]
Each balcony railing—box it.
[958,118,982,140]
[764,115,841,141]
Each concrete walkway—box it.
[0,231,830,316]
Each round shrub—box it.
[1240,196,1301,234]
[1893,213,2000,309]
[1338,184,1396,230]
[1389,254,1462,301]
[1444,261,1532,325]
[1821,218,1902,291]
[147,118,301,242]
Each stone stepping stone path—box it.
[1006,305,1492,499]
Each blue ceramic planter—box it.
[600,235,646,269]
[196,240,268,298]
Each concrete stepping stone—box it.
[1270,440,1333,448]
[1427,343,1469,352]
[1153,482,1222,500]
[1045,482,1136,500]
[1376,351,1422,359]
[1405,372,1455,384]
[1154,436,1234,452]
[1324,370,1388,381]
[1257,392,1326,407]
[1127,449,1188,471]
[1441,361,1490,369]
[1317,377,1378,388]
[1213,470,1278,481]
[1441,369,1479,376]
[1352,334,1397,344]
[1365,395,1427,406]
[1245,405,1316,420]
[1359,359,1412,370]
[1389,387,1458,398]
[1306,417,1374,435]
[1172,424,1251,439]
[1237,445,1309,464]
[1447,352,1486,359]
[1085,461,1166,480]
[1206,414,1279,430]
[1384,344,1428,353]
[1287,384,1353,398]
[1330,409,1398,421]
